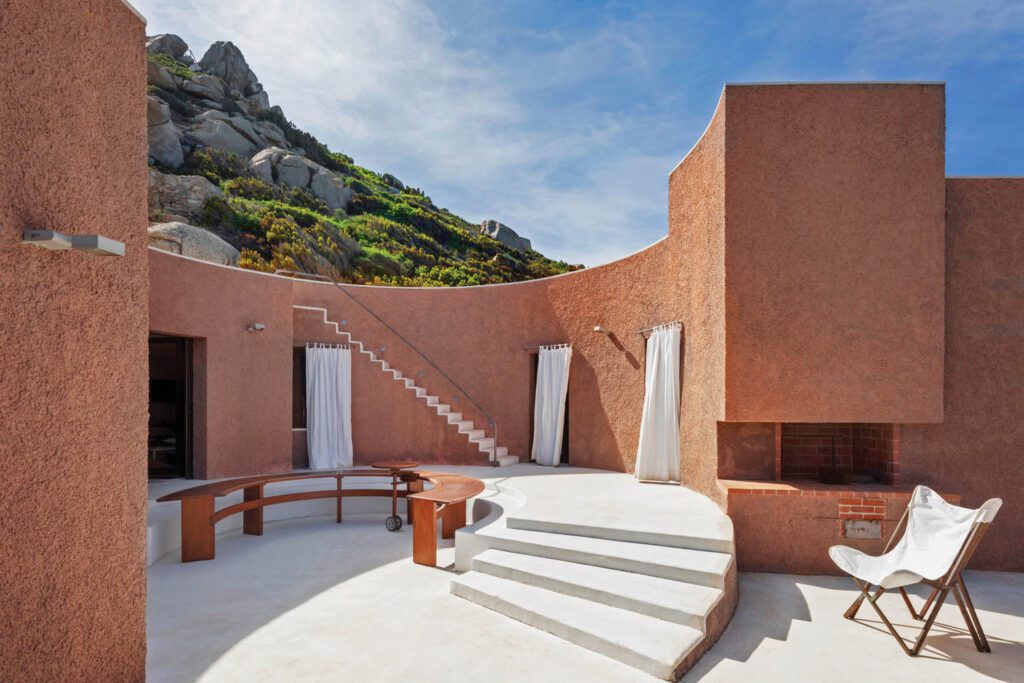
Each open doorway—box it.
[529,352,569,465]
[148,334,193,478]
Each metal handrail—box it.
[278,269,499,465]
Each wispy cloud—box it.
[133,0,682,265]
[133,0,1024,264]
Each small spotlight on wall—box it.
[22,229,124,256]
[594,325,610,334]
[247,323,266,333]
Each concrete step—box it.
[434,404,450,415]
[451,571,701,680]
[465,429,485,440]
[475,526,731,588]
[445,413,462,424]
[496,454,519,467]
[470,549,720,629]
[475,437,495,450]
[505,514,734,554]
[423,395,439,406]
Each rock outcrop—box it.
[148,221,240,265]
[198,41,267,113]
[250,147,353,210]
[480,220,532,252]
[147,96,183,168]
[148,169,221,222]
[143,33,561,280]
[146,34,190,62]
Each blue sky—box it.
[134,1,1024,266]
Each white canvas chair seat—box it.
[829,486,996,589]
[830,485,1002,657]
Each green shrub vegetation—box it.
[147,53,193,80]
[173,122,581,287]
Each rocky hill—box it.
[145,34,581,286]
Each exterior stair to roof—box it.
[294,305,518,466]
[450,473,737,680]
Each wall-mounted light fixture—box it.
[247,323,266,333]
[22,229,125,257]
[593,325,611,334]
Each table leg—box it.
[181,496,215,562]
[411,498,438,566]
[442,500,467,539]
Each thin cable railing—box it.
[278,269,499,465]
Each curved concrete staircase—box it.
[294,305,518,466]
[451,472,737,680]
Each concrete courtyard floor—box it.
[148,513,1023,682]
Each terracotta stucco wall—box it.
[901,179,1024,570]
[149,250,294,478]
[722,84,946,423]
[0,1,149,680]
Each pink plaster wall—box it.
[901,179,1024,570]
[145,85,1023,573]
[149,251,294,478]
[723,84,946,423]
[0,1,149,679]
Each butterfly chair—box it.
[830,486,1002,656]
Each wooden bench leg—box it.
[442,500,467,539]
[243,485,263,536]
[181,496,215,562]
[406,479,424,525]
[411,498,438,566]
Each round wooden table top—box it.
[370,460,419,471]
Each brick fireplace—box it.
[780,423,900,485]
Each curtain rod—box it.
[638,321,681,337]
[305,342,350,349]
[522,343,572,352]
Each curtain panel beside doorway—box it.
[531,344,572,467]
[635,323,681,482]
[306,344,354,469]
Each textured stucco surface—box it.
[901,179,1024,570]
[146,85,1022,573]
[0,1,149,680]
[723,84,946,423]
[149,250,294,478]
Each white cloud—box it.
[133,0,684,265]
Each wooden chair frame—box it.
[842,504,994,656]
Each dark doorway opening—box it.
[529,353,570,465]
[148,334,193,478]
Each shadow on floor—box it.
[687,572,1024,683]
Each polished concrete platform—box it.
[147,465,1023,681]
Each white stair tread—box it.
[506,513,733,553]
[451,571,701,680]
[471,549,720,627]
[477,526,732,587]
[496,454,518,467]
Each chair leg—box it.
[845,581,883,620]
[957,576,991,652]
[853,578,950,657]
[951,583,985,652]
[899,586,939,620]
[909,588,951,656]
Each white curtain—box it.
[635,323,681,482]
[305,344,353,469]
[531,344,572,467]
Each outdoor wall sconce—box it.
[247,323,266,332]
[22,229,125,256]
[594,325,610,334]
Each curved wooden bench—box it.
[156,469,484,566]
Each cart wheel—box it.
[386,515,403,532]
